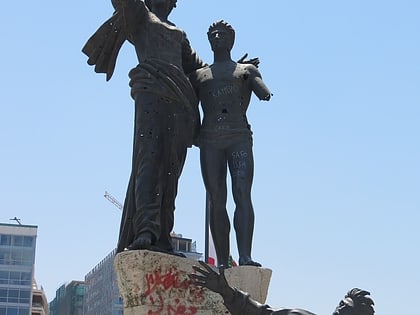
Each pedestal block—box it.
[114,250,272,315]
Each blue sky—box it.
[1,0,419,314]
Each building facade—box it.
[0,223,38,315]
[83,250,122,315]
[31,280,48,315]
[49,281,84,315]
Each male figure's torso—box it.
[192,61,258,135]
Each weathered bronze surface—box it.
[83,0,204,254]
[190,21,272,267]
[190,261,375,315]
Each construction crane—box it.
[104,191,123,210]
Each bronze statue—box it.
[189,21,272,267]
[83,0,205,254]
[190,261,375,315]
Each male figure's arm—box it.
[248,65,272,101]
[190,261,277,315]
[112,0,147,35]
[182,33,207,75]
[188,70,204,147]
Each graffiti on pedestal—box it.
[144,267,205,315]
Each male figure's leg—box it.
[200,143,230,267]
[227,138,261,266]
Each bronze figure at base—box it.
[190,261,375,315]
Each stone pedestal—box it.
[114,250,272,315]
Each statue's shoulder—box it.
[236,62,263,81]
[194,65,211,76]
[237,62,258,72]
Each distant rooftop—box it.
[0,222,38,236]
[0,222,38,228]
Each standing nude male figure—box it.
[189,21,272,267]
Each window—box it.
[0,271,8,284]
[0,271,31,285]
[21,251,34,266]
[179,241,188,252]
[19,290,30,304]
[22,237,33,248]
[10,272,20,284]
[1,250,11,265]
[1,249,34,266]
[17,308,29,315]
[8,289,19,303]
[12,236,23,247]
[20,272,31,285]
[7,308,18,315]
[0,289,7,302]
[0,235,11,246]
[0,289,30,304]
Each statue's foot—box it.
[217,262,231,269]
[239,256,262,267]
[127,232,153,250]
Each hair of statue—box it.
[207,20,235,46]
[145,0,177,10]
[346,288,375,315]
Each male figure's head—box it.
[207,20,235,53]
[145,0,177,17]
[333,288,375,315]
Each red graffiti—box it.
[186,283,205,304]
[147,294,198,315]
[145,268,204,315]
[167,303,198,315]
[145,268,190,296]
[148,295,164,315]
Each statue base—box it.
[114,250,272,315]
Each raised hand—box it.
[237,53,260,68]
[189,261,232,297]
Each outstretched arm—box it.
[190,261,275,315]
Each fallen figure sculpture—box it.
[189,261,375,315]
